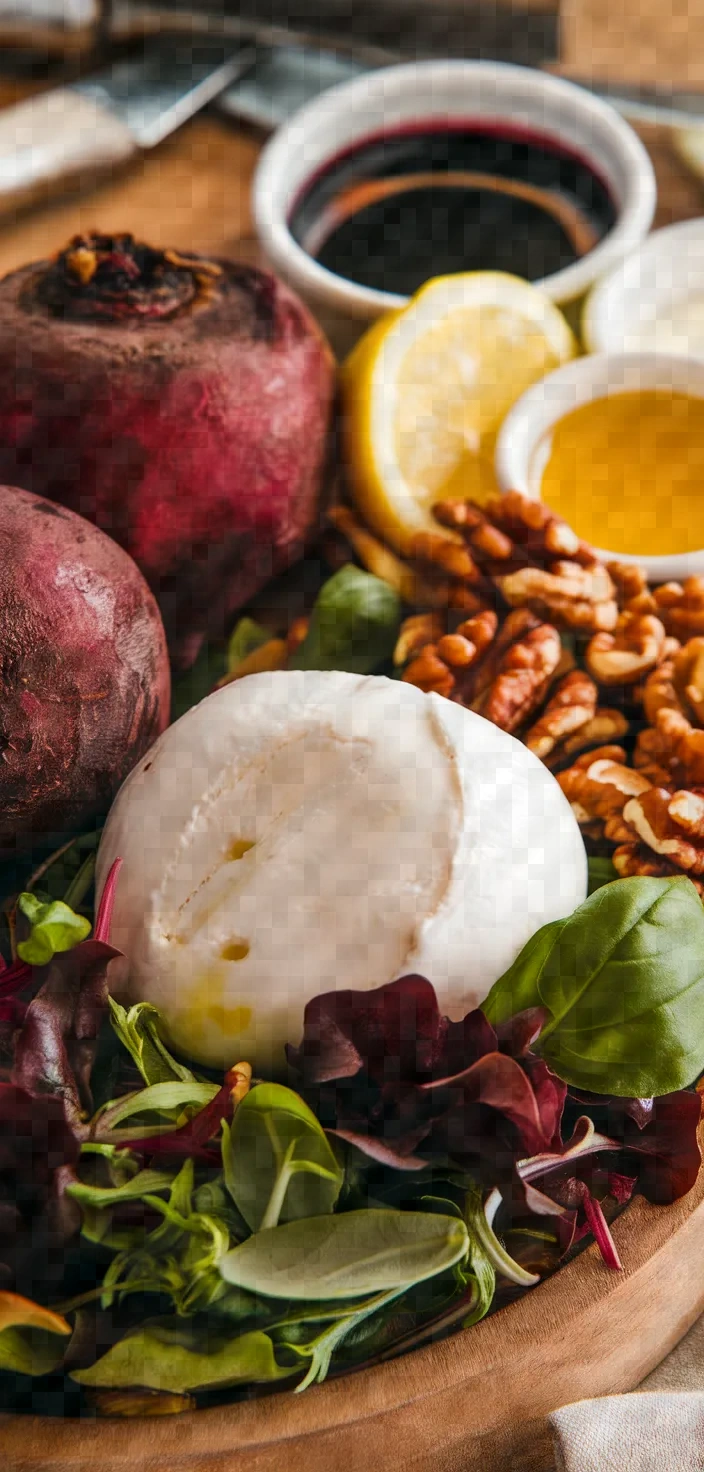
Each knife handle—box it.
[0,89,137,218]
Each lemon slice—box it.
[341,272,576,554]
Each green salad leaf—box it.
[288,564,402,674]
[464,1188,538,1289]
[0,1297,71,1378]
[97,1080,219,1133]
[72,1325,292,1393]
[587,854,618,895]
[67,1169,175,1212]
[219,1208,470,1301]
[226,617,271,672]
[15,892,91,965]
[108,999,197,1086]
[483,876,704,1096]
[277,1287,407,1391]
[0,1327,70,1377]
[224,1082,344,1232]
[78,1159,234,1316]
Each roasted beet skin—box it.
[0,234,336,667]
[0,486,170,856]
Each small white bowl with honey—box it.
[494,352,704,582]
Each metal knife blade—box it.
[0,35,255,218]
[217,44,366,133]
[217,40,704,136]
[75,34,256,148]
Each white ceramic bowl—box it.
[584,217,704,356]
[494,351,704,582]
[253,60,656,330]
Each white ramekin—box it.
[253,60,656,329]
[494,351,704,583]
[583,217,704,356]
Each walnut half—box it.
[585,613,667,686]
[432,492,618,633]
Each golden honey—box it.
[536,389,704,556]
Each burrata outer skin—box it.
[96,670,587,1073]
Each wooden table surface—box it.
[1,63,704,1472]
[0,77,703,284]
[0,82,263,277]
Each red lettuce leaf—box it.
[614,1090,702,1205]
[423,1051,558,1159]
[328,1128,429,1171]
[0,1083,81,1294]
[0,958,31,1000]
[10,858,124,1133]
[12,939,120,1131]
[286,975,450,1087]
[288,977,566,1177]
[607,1172,638,1205]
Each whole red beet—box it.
[0,486,170,856]
[0,234,335,667]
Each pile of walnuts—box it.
[327,490,704,893]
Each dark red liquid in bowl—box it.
[289,123,617,297]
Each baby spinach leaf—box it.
[72,1326,292,1393]
[108,999,196,1086]
[224,1082,343,1232]
[288,565,401,675]
[483,877,704,1096]
[15,893,91,966]
[219,1208,469,1300]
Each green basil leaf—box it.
[483,876,704,1096]
[288,565,402,674]
[109,999,196,1086]
[482,917,567,1025]
[227,617,272,673]
[219,1208,469,1300]
[224,1082,343,1232]
[72,1327,292,1393]
[15,893,91,965]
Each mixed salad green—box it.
[0,847,701,1415]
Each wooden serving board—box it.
[2,1166,703,1472]
[1,72,704,1472]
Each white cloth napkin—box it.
[548,1314,704,1471]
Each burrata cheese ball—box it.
[97,670,587,1071]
